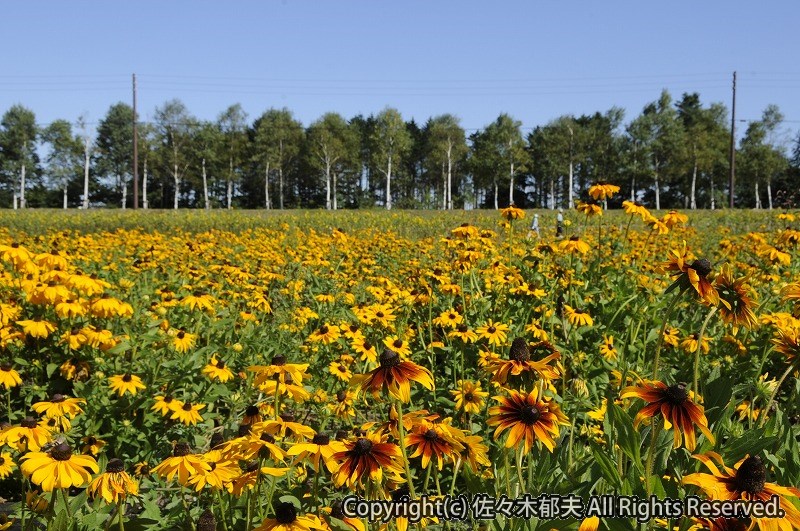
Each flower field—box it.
[0,204,799,531]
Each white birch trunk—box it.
[494,181,499,210]
[385,156,392,210]
[549,178,555,209]
[19,164,26,209]
[755,182,761,209]
[333,172,338,210]
[121,178,127,210]
[264,162,270,209]
[325,157,332,210]
[173,162,179,210]
[226,179,232,210]
[143,158,149,209]
[654,173,661,211]
[202,158,209,210]
[83,139,90,209]
[710,175,715,210]
[767,181,773,210]
[690,161,697,210]
[446,141,453,210]
[509,160,515,205]
[568,160,574,207]
[63,184,68,209]
[279,167,284,210]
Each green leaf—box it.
[591,445,621,488]
[721,429,778,463]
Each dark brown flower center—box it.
[122,374,132,382]
[423,429,439,441]
[246,405,260,417]
[520,405,541,425]
[570,236,579,241]
[51,394,66,403]
[260,433,275,444]
[0,363,11,372]
[245,460,259,472]
[275,501,297,524]
[664,383,688,405]
[735,456,767,494]
[173,442,191,456]
[689,258,713,278]
[319,325,329,335]
[330,500,345,518]
[106,458,124,473]
[271,355,286,366]
[336,391,347,402]
[457,324,469,333]
[21,417,37,428]
[177,331,185,339]
[280,413,295,423]
[379,349,401,368]
[313,434,330,446]
[464,392,475,401]
[392,339,403,349]
[510,338,530,362]
[487,326,497,334]
[182,403,193,411]
[197,509,216,531]
[216,359,225,368]
[51,443,73,461]
[352,438,373,456]
[238,424,252,437]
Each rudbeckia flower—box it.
[487,388,569,454]
[286,433,347,473]
[475,319,510,347]
[170,402,206,426]
[620,380,714,451]
[352,349,434,403]
[20,442,99,492]
[0,364,22,389]
[32,394,86,419]
[108,373,146,397]
[253,500,326,531]
[684,453,800,531]
[152,442,210,486]
[202,355,234,383]
[87,458,138,503]
[330,432,404,488]
[450,380,488,415]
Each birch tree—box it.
[371,108,410,210]
[306,113,358,210]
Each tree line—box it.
[0,89,797,211]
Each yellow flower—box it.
[152,442,210,486]
[599,335,617,361]
[202,355,234,383]
[151,395,183,417]
[475,319,510,347]
[559,236,590,255]
[588,182,620,201]
[32,394,86,419]
[500,204,525,220]
[0,364,22,389]
[564,305,593,327]
[0,452,16,479]
[16,320,56,339]
[20,442,99,492]
[172,329,197,352]
[450,380,488,415]
[170,403,206,426]
[108,373,146,397]
[87,458,138,503]
[186,450,240,492]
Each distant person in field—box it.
[556,208,564,238]
[527,213,540,239]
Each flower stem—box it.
[644,422,662,497]
[652,290,682,381]
[759,361,797,429]
[394,400,416,499]
[118,498,125,531]
[215,490,229,531]
[691,307,717,397]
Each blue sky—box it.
[3,1,799,145]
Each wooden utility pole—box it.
[133,73,139,209]
[729,71,736,208]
